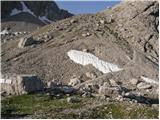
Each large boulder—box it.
[98,86,120,97]
[1,74,44,95]
[68,77,81,86]
[18,36,36,48]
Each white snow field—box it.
[67,50,122,74]
[38,16,52,24]
[10,8,21,16]
[141,76,159,85]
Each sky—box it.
[55,1,121,15]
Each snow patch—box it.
[141,76,159,85]
[10,8,21,16]
[20,1,36,17]
[0,79,12,84]
[10,1,36,17]
[67,50,122,74]
[38,16,52,24]
[0,30,9,35]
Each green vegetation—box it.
[79,103,158,119]
[1,94,158,119]
[1,94,87,118]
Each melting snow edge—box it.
[67,50,122,74]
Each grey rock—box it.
[137,82,152,89]
[115,95,124,101]
[62,86,75,94]
[98,86,120,97]
[47,79,59,88]
[68,78,81,86]
[109,79,118,86]
[124,92,135,98]
[82,91,92,97]
[18,36,36,48]
[85,72,97,79]
[82,49,89,52]
[82,32,90,37]
[67,96,80,103]
[1,74,44,95]
[130,78,139,85]
[100,19,105,24]
[70,19,77,23]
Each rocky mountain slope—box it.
[1,0,159,118]
[1,1,73,32]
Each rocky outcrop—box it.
[18,36,36,48]
[102,0,159,64]
[1,1,73,32]
[1,74,44,95]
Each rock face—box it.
[1,1,73,21]
[1,1,73,32]
[102,0,159,64]
[1,74,44,95]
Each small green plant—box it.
[1,94,158,119]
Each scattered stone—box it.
[85,72,97,79]
[58,26,64,31]
[98,86,120,97]
[68,78,81,86]
[123,97,131,102]
[55,94,63,99]
[44,35,49,39]
[82,32,90,37]
[94,27,101,31]
[49,87,62,95]
[103,82,111,87]
[62,86,75,94]
[85,83,99,92]
[130,78,139,85]
[100,19,105,24]
[96,23,100,26]
[82,91,92,97]
[115,95,124,101]
[18,36,36,48]
[99,95,106,100]
[67,96,80,103]
[47,79,59,88]
[0,91,7,96]
[82,33,87,37]
[109,79,118,86]
[86,32,90,36]
[124,92,135,98]
[106,16,113,23]
[82,49,88,52]
[137,82,152,89]
[70,19,77,23]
